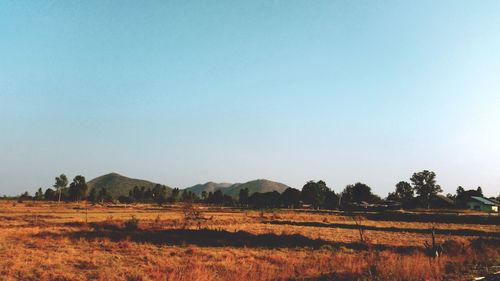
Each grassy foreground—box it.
[0,201,498,281]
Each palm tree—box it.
[53,174,68,203]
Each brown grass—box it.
[0,201,498,280]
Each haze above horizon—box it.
[1,1,499,197]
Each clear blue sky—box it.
[1,1,499,197]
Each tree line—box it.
[11,170,499,210]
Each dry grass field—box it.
[0,201,498,281]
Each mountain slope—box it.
[87,173,171,199]
[184,179,290,199]
[184,182,234,195]
[224,179,289,198]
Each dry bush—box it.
[441,239,466,256]
[181,203,205,229]
[154,214,161,226]
[124,216,139,231]
[351,215,368,244]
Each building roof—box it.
[470,196,498,206]
[489,198,500,204]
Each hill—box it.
[224,179,290,198]
[184,182,234,195]
[87,173,171,199]
[185,179,290,199]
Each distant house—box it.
[467,196,499,212]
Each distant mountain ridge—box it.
[184,179,290,198]
[183,182,234,195]
[87,173,290,200]
[87,173,171,199]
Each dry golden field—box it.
[0,201,498,281]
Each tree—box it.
[201,191,207,201]
[181,190,197,203]
[170,188,180,203]
[19,191,31,201]
[476,186,483,197]
[131,186,142,202]
[281,187,301,208]
[53,174,68,203]
[35,188,44,200]
[212,190,224,204]
[97,188,112,203]
[247,191,281,208]
[395,181,414,201]
[387,181,414,207]
[44,188,57,201]
[301,180,330,209]
[410,170,442,209]
[140,186,147,201]
[143,188,153,202]
[118,195,133,204]
[152,184,168,205]
[455,186,484,208]
[324,190,340,210]
[341,182,374,204]
[68,175,88,202]
[88,188,97,203]
[239,188,249,205]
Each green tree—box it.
[476,186,483,197]
[144,187,153,202]
[69,175,88,202]
[170,188,180,203]
[455,186,484,208]
[212,190,224,204]
[88,188,97,203]
[53,174,68,203]
[131,186,142,202]
[301,180,329,209]
[44,188,57,201]
[387,181,414,207]
[140,186,147,201]
[410,170,442,209]
[152,184,168,205]
[324,190,340,210]
[342,182,374,204]
[35,187,44,200]
[181,190,197,202]
[281,187,301,208]
[97,188,112,203]
[19,191,31,200]
[239,188,249,205]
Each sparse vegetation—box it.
[0,200,497,280]
[124,216,139,231]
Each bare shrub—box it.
[424,227,443,259]
[152,214,162,229]
[181,203,205,229]
[124,216,139,231]
[441,239,466,256]
[351,215,367,244]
